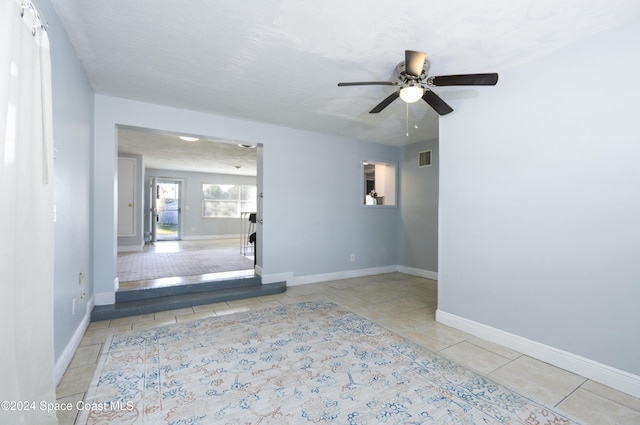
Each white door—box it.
[117,157,136,236]
[154,179,182,241]
[150,176,157,243]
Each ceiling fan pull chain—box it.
[406,103,409,137]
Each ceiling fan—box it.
[338,50,498,115]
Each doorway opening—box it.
[152,178,182,241]
[116,125,262,292]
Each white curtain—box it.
[0,1,57,424]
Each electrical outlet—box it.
[350,254,356,262]
[72,298,76,315]
[79,272,84,285]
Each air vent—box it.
[419,150,432,167]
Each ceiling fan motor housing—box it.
[394,59,431,87]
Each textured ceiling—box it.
[117,127,257,176]
[50,0,640,172]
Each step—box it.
[91,281,287,322]
[116,273,261,303]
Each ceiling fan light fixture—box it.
[337,50,497,115]
[399,85,424,103]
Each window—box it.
[363,160,397,206]
[202,184,257,218]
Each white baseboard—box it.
[397,266,438,280]
[261,265,436,286]
[436,309,640,398]
[288,266,397,286]
[181,234,241,241]
[54,295,94,385]
[261,271,294,285]
[95,291,115,306]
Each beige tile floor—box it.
[56,273,640,425]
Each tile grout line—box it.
[577,381,640,414]
[485,353,525,377]
[554,378,588,408]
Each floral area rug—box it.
[77,302,583,424]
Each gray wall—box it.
[260,134,400,279]
[438,16,640,376]
[144,168,257,239]
[256,145,264,268]
[33,0,95,363]
[92,95,401,300]
[398,139,439,273]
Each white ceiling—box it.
[50,0,640,172]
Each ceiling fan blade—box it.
[429,73,499,86]
[369,91,400,114]
[405,50,426,77]
[422,90,454,115]
[338,81,397,86]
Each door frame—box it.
[151,178,183,242]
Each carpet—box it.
[117,247,254,282]
[77,302,583,424]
